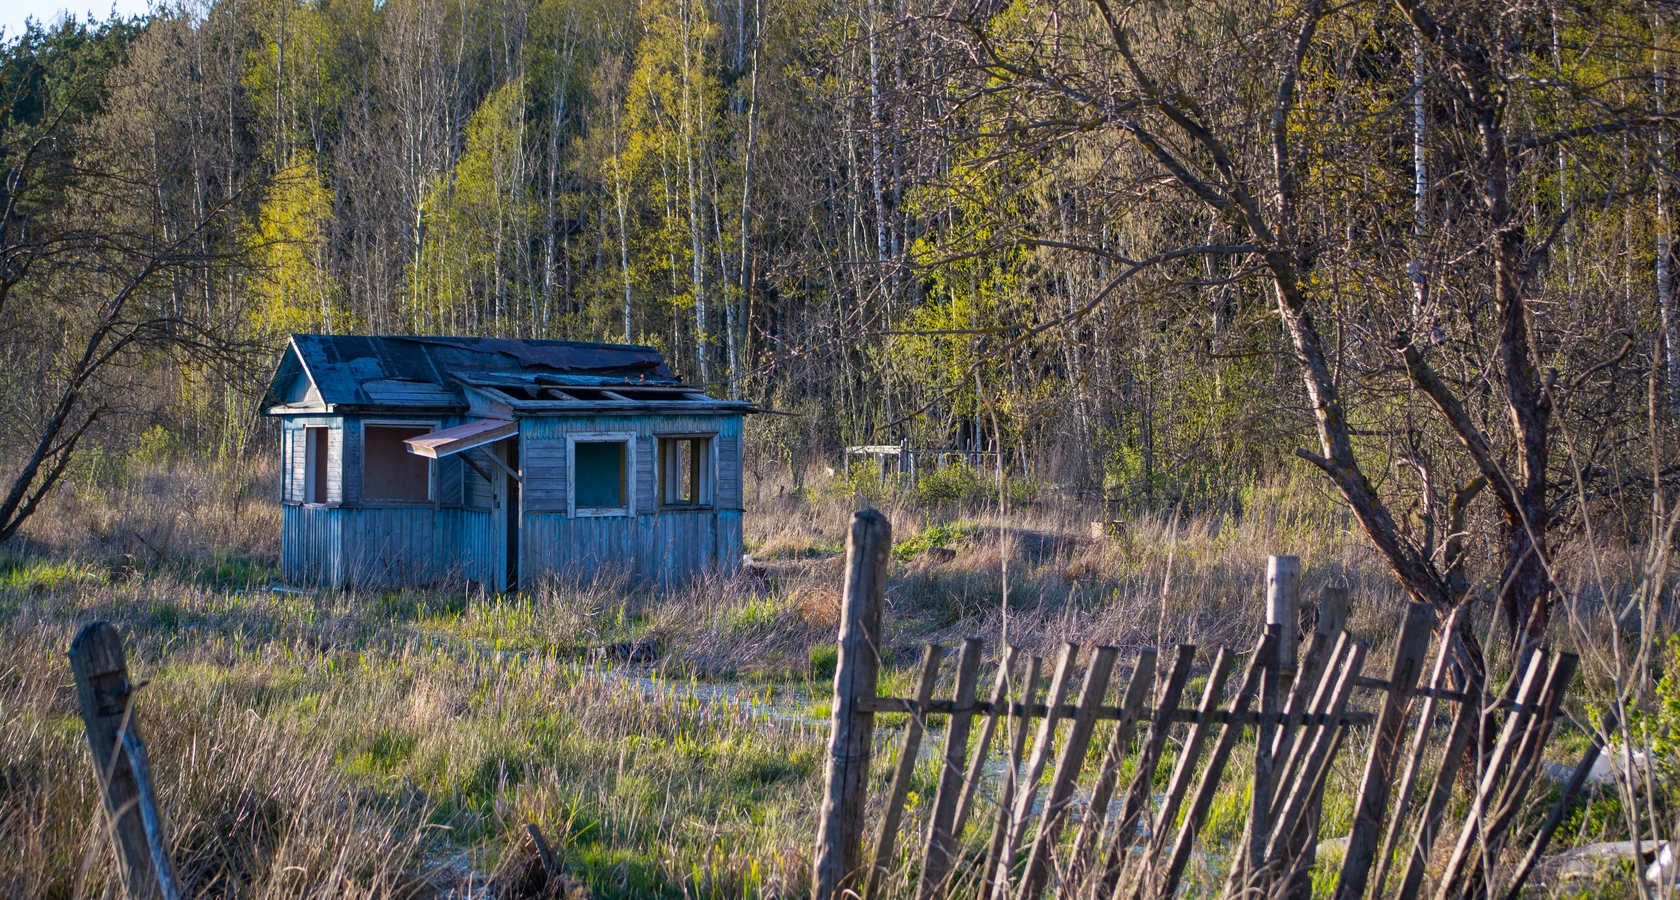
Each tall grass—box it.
[0,456,1671,897]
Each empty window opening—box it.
[364,425,433,502]
[574,440,627,510]
[304,426,329,504]
[659,435,713,507]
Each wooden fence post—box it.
[814,510,892,900]
[1251,553,1299,889]
[68,621,181,900]
[1266,555,1301,677]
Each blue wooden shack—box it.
[263,334,753,590]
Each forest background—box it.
[0,0,1677,593]
[2,1,1680,895]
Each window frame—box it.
[360,419,439,507]
[567,431,636,518]
[656,432,717,510]
[303,425,330,505]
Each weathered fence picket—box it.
[918,637,985,900]
[1333,600,1437,899]
[1017,643,1117,900]
[1065,647,1155,889]
[68,621,181,900]
[810,512,1586,900]
[865,644,946,899]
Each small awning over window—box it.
[402,418,517,458]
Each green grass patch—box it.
[892,520,983,561]
[0,556,104,592]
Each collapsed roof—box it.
[264,334,753,415]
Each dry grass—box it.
[0,457,1672,898]
[0,574,828,898]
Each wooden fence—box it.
[69,621,181,900]
[812,510,1600,900]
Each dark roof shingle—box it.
[266,334,682,411]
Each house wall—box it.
[519,413,743,587]
[278,413,490,588]
[281,505,492,587]
[277,411,744,589]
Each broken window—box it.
[304,426,329,504]
[658,435,713,508]
[364,425,432,502]
[573,439,628,512]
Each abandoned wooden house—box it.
[263,334,752,590]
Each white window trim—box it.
[282,425,294,503]
[303,425,328,505]
[361,419,441,506]
[567,431,636,518]
[656,432,717,510]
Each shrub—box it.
[892,520,982,561]
[130,424,180,470]
[914,463,984,504]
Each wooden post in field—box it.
[814,510,891,900]
[68,621,180,900]
[1266,555,1301,676]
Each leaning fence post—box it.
[814,510,892,900]
[68,621,181,900]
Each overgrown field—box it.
[0,462,1672,898]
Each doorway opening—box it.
[503,439,520,592]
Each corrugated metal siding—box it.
[716,510,743,572]
[282,505,492,588]
[281,504,341,584]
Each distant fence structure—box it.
[812,510,1599,900]
[844,441,1004,485]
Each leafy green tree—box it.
[249,154,346,335]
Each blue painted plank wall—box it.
[282,505,492,588]
[518,414,743,587]
[279,411,744,589]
